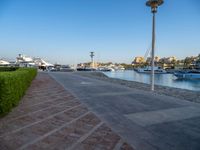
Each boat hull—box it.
[137,70,167,74]
[135,67,167,74]
[174,72,200,79]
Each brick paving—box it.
[0,73,134,150]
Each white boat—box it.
[97,67,115,72]
[136,66,167,74]
[59,65,75,72]
[174,70,200,79]
[114,66,125,71]
[76,67,96,71]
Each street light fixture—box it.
[90,52,94,69]
[146,0,164,91]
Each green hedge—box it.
[0,68,37,116]
[0,67,19,72]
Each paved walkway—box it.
[0,73,133,150]
[50,72,200,150]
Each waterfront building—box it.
[157,56,177,69]
[89,62,98,68]
[132,57,145,66]
[174,63,184,70]
[33,58,54,68]
[0,60,10,66]
[146,57,151,64]
[146,56,160,64]
[195,54,200,69]
[184,56,197,69]
[196,62,200,69]
[159,56,177,64]
[154,56,160,63]
[77,62,98,69]
[134,56,145,63]
[16,54,36,67]
[16,54,53,69]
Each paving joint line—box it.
[68,122,104,150]
[0,104,82,137]
[18,111,91,150]
[0,100,77,124]
[113,139,124,150]
[19,96,71,109]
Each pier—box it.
[0,72,133,150]
[1,72,200,150]
[50,72,200,150]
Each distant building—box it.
[33,57,54,68]
[154,56,160,63]
[0,60,10,66]
[89,62,98,68]
[132,57,145,65]
[16,54,35,67]
[146,57,151,64]
[174,63,184,69]
[195,55,200,69]
[196,62,200,69]
[16,54,53,69]
[159,56,177,64]
[157,56,177,69]
[77,62,98,68]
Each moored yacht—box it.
[136,66,167,74]
[174,70,200,79]
[76,67,96,71]
[97,67,115,72]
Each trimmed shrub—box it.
[0,68,37,116]
[0,67,19,72]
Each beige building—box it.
[146,56,160,64]
[159,56,177,64]
[89,62,98,68]
[155,56,160,62]
[132,57,145,65]
[77,62,99,68]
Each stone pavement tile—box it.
[75,123,134,150]
[120,143,135,150]
[0,114,37,135]
[145,117,200,150]
[0,103,81,136]
[20,99,79,118]
[0,105,89,149]
[0,73,134,150]
[25,113,102,150]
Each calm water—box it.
[103,70,200,91]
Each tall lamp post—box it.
[90,52,94,68]
[146,0,164,91]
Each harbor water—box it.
[103,70,200,91]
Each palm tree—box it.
[197,54,200,61]
[171,59,177,68]
[195,54,200,69]
[184,57,194,68]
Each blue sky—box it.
[0,0,200,64]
